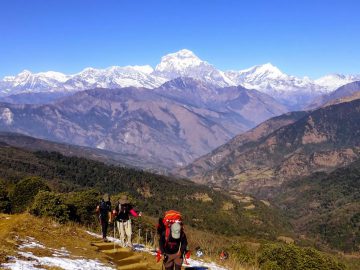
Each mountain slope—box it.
[0,78,288,169]
[0,91,72,104]
[180,98,360,195]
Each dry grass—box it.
[0,213,111,266]
[185,226,260,270]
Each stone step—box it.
[116,254,143,266]
[102,249,134,260]
[91,241,155,269]
[90,242,118,250]
[116,262,148,270]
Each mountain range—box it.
[2,49,360,109]
[0,77,288,169]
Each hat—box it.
[119,195,129,204]
[171,223,181,239]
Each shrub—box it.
[63,189,101,224]
[0,179,11,213]
[30,191,70,223]
[10,177,50,213]
[230,243,256,265]
[258,243,347,270]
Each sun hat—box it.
[171,222,181,239]
[119,194,129,204]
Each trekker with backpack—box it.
[95,193,112,242]
[159,222,188,270]
[157,210,188,270]
[112,194,141,247]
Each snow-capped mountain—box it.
[154,49,234,87]
[225,63,332,109]
[0,70,70,95]
[64,65,166,90]
[0,66,166,97]
[1,49,359,109]
[225,63,316,92]
[314,74,360,91]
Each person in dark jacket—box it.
[96,193,112,242]
[112,194,141,247]
[159,222,188,270]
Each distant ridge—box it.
[0,132,161,170]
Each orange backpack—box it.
[157,210,183,241]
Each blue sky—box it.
[0,0,359,78]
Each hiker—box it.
[159,222,188,270]
[112,194,141,247]
[220,250,229,261]
[195,246,204,258]
[96,193,112,242]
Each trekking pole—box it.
[145,229,148,248]
[138,228,141,245]
[113,220,116,251]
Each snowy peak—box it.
[227,63,288,83]
[154,49,234,87]
[155,49,204,74]
[247,63,287,79]
[69,65,165,89]
[0,70,70,94]
[314,74,359,91]
[4,70,69,83]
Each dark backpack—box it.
[99,200,110,217]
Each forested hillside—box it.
[0,143,289,239]
[274,159,360,252]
